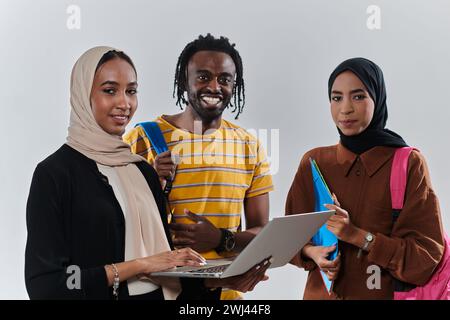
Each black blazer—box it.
[25,144,220,300]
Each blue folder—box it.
[136,121,169,154]
[310,157,338,293]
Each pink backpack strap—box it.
[390,147,417,293]
[390,147,450,299]
[390,147,415,212]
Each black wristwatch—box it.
[215,228,236,253]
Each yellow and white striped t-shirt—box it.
[124,116,273,299]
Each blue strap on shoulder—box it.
[135,121,173,198]
[136,121,168,155]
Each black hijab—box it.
[328,57,408,154]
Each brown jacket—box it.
[285,143,445,300]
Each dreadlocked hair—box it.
[173,33,245,119]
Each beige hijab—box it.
[66,46,181,300]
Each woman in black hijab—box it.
[285,58,444,299]
[328,57,408,154]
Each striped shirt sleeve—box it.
[246,140,274,198]
[123,126,155,164]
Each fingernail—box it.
[263,260,269,266]
[256,265,261,270]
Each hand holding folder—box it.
[309,158,338,293]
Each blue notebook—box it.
[310,157,338,294]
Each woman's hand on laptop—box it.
[135,247,206,275]
[204,257,272,293]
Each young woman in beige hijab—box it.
[25,46,270,300]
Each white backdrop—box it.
[1,0,449,299]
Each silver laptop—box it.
[151,210,334,278]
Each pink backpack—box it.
[390,147,450,300]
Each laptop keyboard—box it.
[188,265,228,274]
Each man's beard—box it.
[188,92,229,122]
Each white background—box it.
[1,0,449,299]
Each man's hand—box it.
[154,150,177,180]
[205,258,272,293]
[170,209,222,252]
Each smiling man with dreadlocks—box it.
[124,34,273,300]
